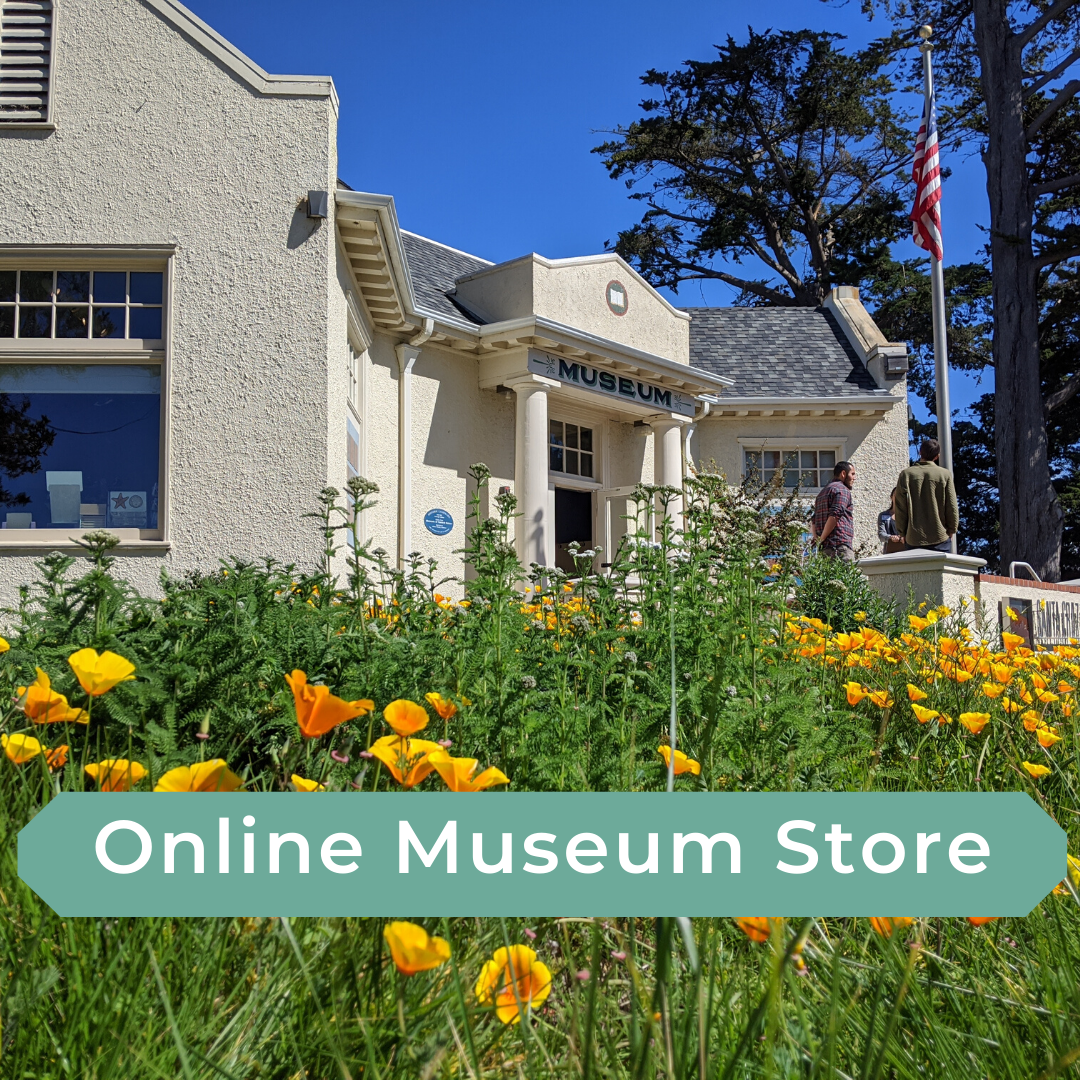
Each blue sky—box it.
[184,0,992,417]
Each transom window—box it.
[549,421,594,478]
[744,448,837,491]
[0,270,164,340]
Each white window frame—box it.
[737,436,847,494]
[0,247,173,549]
[548,414,599,485]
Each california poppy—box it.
[657,746,701,776]
[869,917,913,938]
[967,917,998,926]
[1037,727,1062,748]
[67,648,136,696]
[1002,632,1025,653]
[475,945,553,1024]
[424,693,458,721]
[285,670,374,739]
[735,917,777,943]
[958,712,990,735]
[383,921,451,975]
[843,682,868,706]
[155,759,244,792]
[2,733,42,764]
[16,669,89,725]
[369,735,441,787]
[907,684,928,702]
[291,773,325,791]
[384,699,430,737]
[427,750,509,792]
[1022,760,1052,779]
[911,704,940,724]
[45,744,69,771]
[86,758,148,791]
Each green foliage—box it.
[795,550,900,634]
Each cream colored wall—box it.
[0,0,337,611]
[693,399,910,554]
[363,336,401,561]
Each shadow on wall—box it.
[287,203,321,250]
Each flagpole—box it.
[918,25,955,553]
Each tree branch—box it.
[1026,79,1080,140]
[666,260,798,305]
[1034,245,1080,270]
[1034,173,1080,196]
[1045,371,1080,415]
[1025,45,1080,98]
[1017,0,1080,49]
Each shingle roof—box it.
[684,306,881,397]
[401,231,491,326]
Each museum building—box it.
[0,0,911,604]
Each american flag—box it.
[911,92,943,261]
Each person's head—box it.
[834,460,856,488]
[889,486,897,510]
[919,438,940,462]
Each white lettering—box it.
[619,833,658,874]
[473,832,513,874]
[399,820,457,873]
[566,833,606,874]
[673,832,740,874]
[916,832,941,873]
[949,832,989,874]
[269,833,309,874]
[825,824,853,874]
[777,820,818,874]
[862,833,905,874]
[164,832,204,874]
[95,820,152,875]
[523,832,558,874]
[218,816,229,874]
[321,833,362,874]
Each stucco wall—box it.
[693,393,910,554]
[0,0,337,610]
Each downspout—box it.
[395,318,434,568]
[685,400,711,476]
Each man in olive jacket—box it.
[894,439,959,552]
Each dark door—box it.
[555,487,593,573]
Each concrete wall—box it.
[0,0,337,609]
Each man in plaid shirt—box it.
[812,461,856,561]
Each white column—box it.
[651,418,686,534]
[394,343,421,567]
[510,376,557,569]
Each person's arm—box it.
[943,472,960,537]
[878,512,891,542]
[894,479,910,538]
[818,515,838,543]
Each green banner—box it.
[18,792,1065,916]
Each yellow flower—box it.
[735,917,778,943]
[426,750,509,792]
[854,611,867,622]
[869,917,914,938]
[868,689,894,708]
[657,745,701,776]
[990,662,1013,684]
[16,668,89,725]
[285,670,374,739]
[908,615,929,631]
[1058,681,1075,695]
[155,759,244,792]
[958,712,990,735]
[907,684,928,702]
[1036,689,1060,704]
[911,703,940,724]
[1006,606,1020,621]
[1021,710,1044,732]
[0,636,9,653]
[1022,760,1052,778]
[981,682,1005,698]
[2,733,42,764]
[424,692,458,721]
[86,758,148,791]
[291,773,325,791]
[1001,696,1022,714]
[475,945,552,1024]
[67,648,136,696]
[369,735,442,788]
[384,699,430,738]
[383,921,451,975]
[1037,727,1062,748]
[1002,632,1025,653]
[966,917,998,926]
[844,681,868,706]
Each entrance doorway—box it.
[554,487,593,573]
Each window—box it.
[744,448,837,491]
[0,0,54,125]
[0,364,161,532]
[0,270,164,340]
[549,421,594,478]
[348,341,363,414]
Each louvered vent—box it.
[0,0,53,123]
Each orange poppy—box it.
[285,670,374,739]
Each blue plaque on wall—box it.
[424,508,454,536]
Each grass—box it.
[1,468,1079,1078]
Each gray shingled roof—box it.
[401,231,491,326]
[684,306,881,397]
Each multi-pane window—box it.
[348,341,362,414]
[549,421,594,478]
[0,364,162,532]
[744,448,837,491]
[0,270,164,340]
